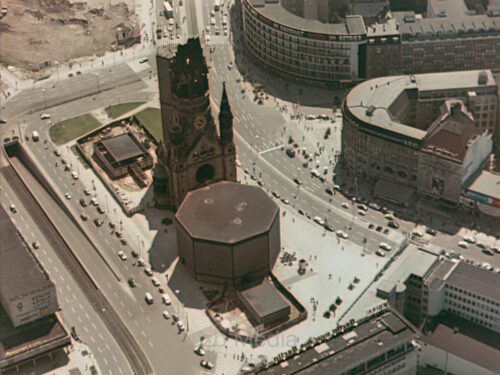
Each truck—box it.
[163,1,173,19]
[32,131,39,142]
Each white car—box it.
[313,216,325,226]
[341,202,349,209]
[412,229,424,237]
[139,57,149,63]
[118,251,127,261]
[458,241,469,249]
[151,277,161,287]
[177,320,185,331]
[358,210,366,216]
[90,197,99,206]
[65,192,72,200]
[306,115,317,120]
[463,235,476,244]
[379,242,392,251]
[336,230,349,239]
[40,113,51,120]
[194,346,206,356]
[375,250,386,257]
[162,293,172,305]
[310,169,320,178]
[162,310,170,319]
[71,171,79,180]
[384,214,394,220]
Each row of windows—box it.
[445,284,500,307]
[446,299,497,321]
[447,308,496,329]
[445,292,500,314]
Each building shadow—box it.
[167,261,213,310]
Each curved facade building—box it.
[341,70,496,203]
[242,0,366,85]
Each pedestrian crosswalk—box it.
[205,34,230,45]
[156,34,229,46]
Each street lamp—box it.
[42,88,47,109]
[94,73,101,93]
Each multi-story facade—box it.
[242,0,367,85]
[241,0,500,84]
[341,70,497,204]
[153,38,237,210]
[423,259,500,333]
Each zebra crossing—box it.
[205,34,230,45]
[156,34,229,46]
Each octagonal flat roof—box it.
[176,181,279,244]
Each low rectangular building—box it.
[420,314,500,374]
[238,278,290,327]
[258,310,419,374]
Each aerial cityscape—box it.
[0,0,499,374]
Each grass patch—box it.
[50,114,101,145]
[135,107,162,141]
[105,101,145,119]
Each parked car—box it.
[379,242,392,251]
[118,251,127,261]
[9,204,17,213]
[32,241,40,249]
[375,250,386,257]
[94,218,103,227]
[80,198,87,207]
[162,293,172,305]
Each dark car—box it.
[376,225,383,232]
[131,250,139,258]
[294,177,302,185]
[128,277,137,288]
[94,218,103,227]
[388,221,399,229]
[286,148,296,158]
[324,223,335,232]
[325,187,333,195]
[79,198,87,207]
[426,228,437,236]
[368,223,375,229]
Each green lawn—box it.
[105,101,145,119]
[134,107,162,141]
[49,114,101,145]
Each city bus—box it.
[163,1,173,19]
[214,0,221,11]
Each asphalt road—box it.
[0,168,132,375]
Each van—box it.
[145,292,154,304]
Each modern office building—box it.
[341,70,496,204]
[154,38,237,210]
[241,0,500,85]
[175,181,280,287]
[0,206,70,372]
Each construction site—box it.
[0,0,138,73]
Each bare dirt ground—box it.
[0,0,136,71]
